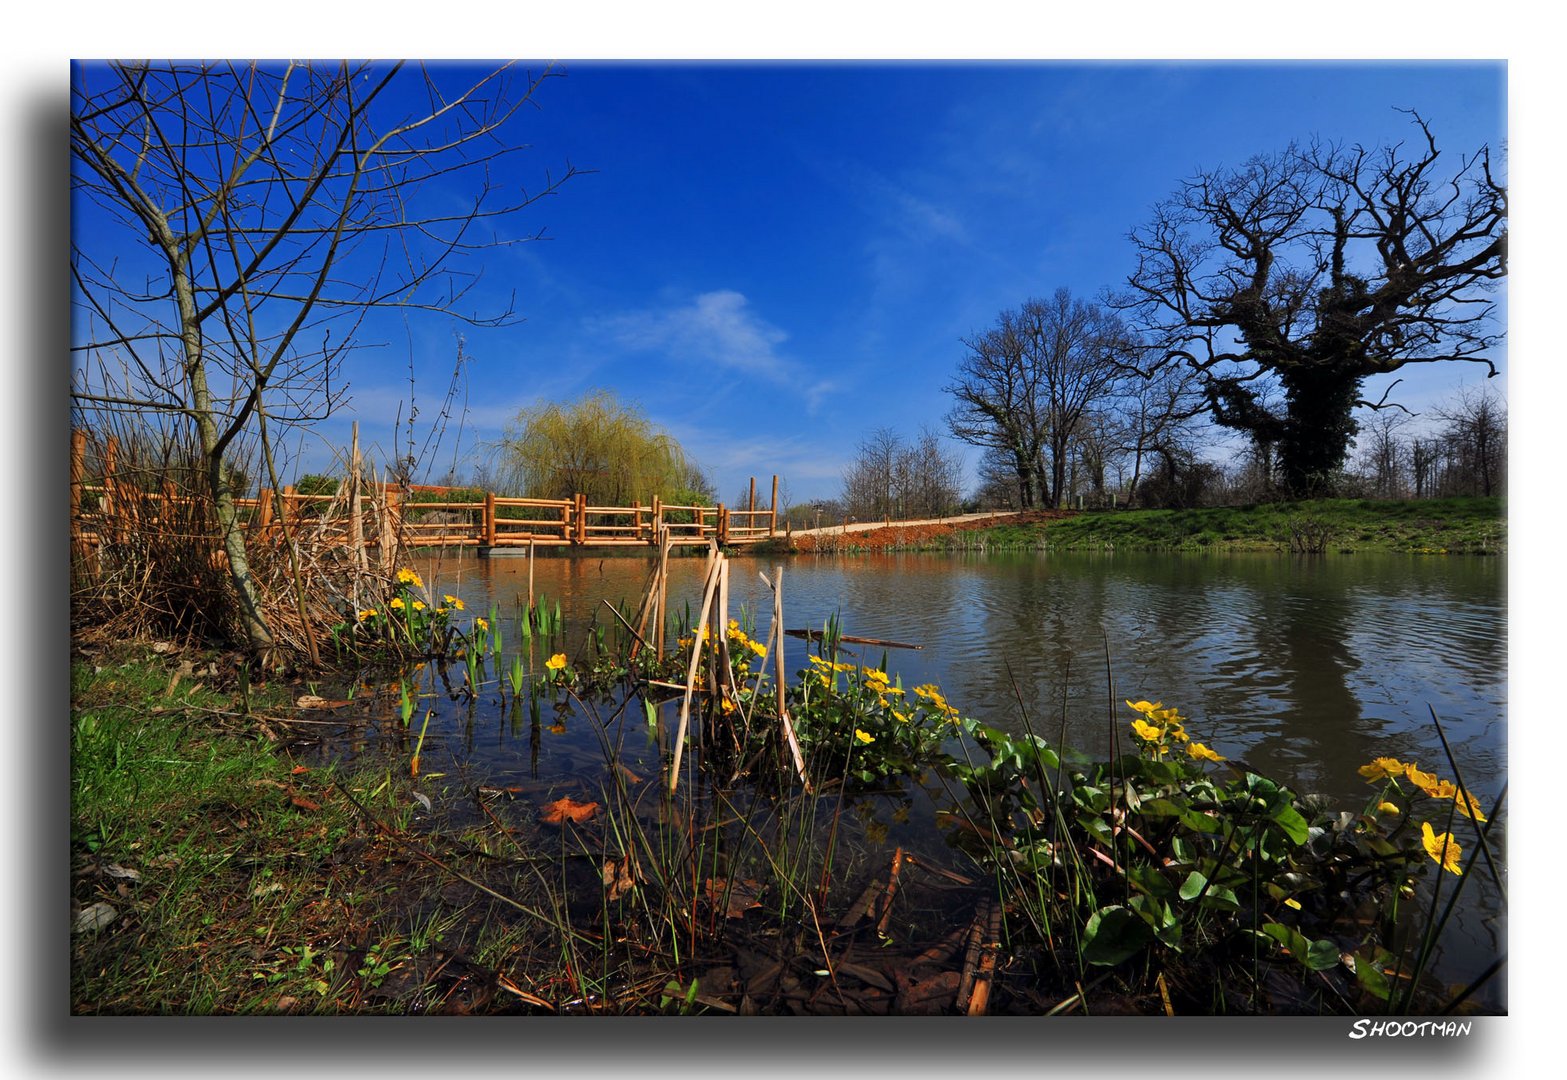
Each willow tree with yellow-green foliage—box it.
[494,389,714,507]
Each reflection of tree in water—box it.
[1197,558,1369,797]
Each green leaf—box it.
[1266,803,1310,845]
[1081,905,1154,967]
[1304,938,1341,971]
[1178,870,1208,902]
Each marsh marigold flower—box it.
[443,594,465,610]
[358,609,378,620]
[1404,763,1440,794]
[546,653,567,672]
[389,597,406,610]
[1131,718,1164,742]
[1376,801,1402,816]
[1421,821,1463,874]
[1187,742,1226,763]
[854,729,875,745]
[1358,757,1406,782]
[1452,789,1488,823]
[396,567,424,588]
[474,617,489,632]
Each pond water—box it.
[328,547,1507,1009]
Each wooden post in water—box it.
[484,490,497,547]
[717,504,729,547]
[574,493,587,545]
[748,477,756,516]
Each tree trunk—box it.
[1277,365,1363,499]
[174,257,276,658]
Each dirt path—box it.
[785,509,1078,551]
[787,511,1021,538]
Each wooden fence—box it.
[69,429,780,560]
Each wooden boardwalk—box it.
[69,430,781,560]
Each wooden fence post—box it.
[255,487,273,538]
[770,474,779,536]
[102,435,119,540]
[718,504,729,546]
[484,490,497,547]
[650,496,662,546]
[280,485,296,540]
[71,429,91,577]
[574,493,587,545]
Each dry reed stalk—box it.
[770,567,810,790]
[668,552,724,792]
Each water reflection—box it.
[413,548,1504,812]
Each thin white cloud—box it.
[594,290,791,382]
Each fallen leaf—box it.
[602,855,644,900]
[289,793,321,812]
[104,863,142,882]
[705,877,765,919]
[291,765,309,775]
[73,902,117,934]
[540,796,599,824]
[412,792,433,813]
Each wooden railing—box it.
[69,429,780,556]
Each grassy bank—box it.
[70,645,557,1014]
[784,498,1506,555]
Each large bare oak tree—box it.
[1114,112,1506,497]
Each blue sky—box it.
[72,60,1509,505]
[325,60,1508,505]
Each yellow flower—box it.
[854,729,875,745]
[893,710,911,723]
[1284,897,1302,910]
[1131,718,1164,742]
[1187,742,1226,763]
[1358,757,1406,782]
[1421,821,1463,875]
[358,609,378,620]
[474,617,489,632]
[1422,778,1458,800]
[443,595,465,611]
[721,697,737,715]
[748,640,767,658]
[1126,699,1162,716]
[545,653,567,672]
[1452,790,1488,823]
[862,668,889,686]
[1404,763,1441,794]
[389,597,405,610]
[1376,801,1402,816]
[412,600,426,611]
[396,567,424,588]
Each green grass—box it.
[948,497,1506,555]
[70,646,556,1014]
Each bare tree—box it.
[71,61,575,656]
[1115,111,1506,498]
[840,427,963,521]
[1354,408,1413,499]
[1433,384,1507,497]
[945,289,1132,508]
